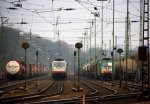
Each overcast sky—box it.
[0,0,141,51]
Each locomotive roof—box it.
[54,58,65,61]
[101,58,111,60]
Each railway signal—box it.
[73,51,76,87]
[36,51,39,86]
[22,42,29,91]
[131,55,135,81]
[117,48,123,88]
[75,42,83,92]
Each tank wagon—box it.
[6,60,49,80]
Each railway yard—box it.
[0,0,150,103]
[0,75,149,104]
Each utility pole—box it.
[0,17,7,78]
[101,0,104,55]
[89,20,93,78]
[112,0,115,86]
[105,43,106,57]
[139,0,143,46]
[94,12,99,80]
[138,0,143,82]
[115,35,117,49]
[94,14,97,59]
[109,40,111,57]
[115,35,117,60]
[129,20,131,56]
[86,32,88,63]
[125,0,129,89]
[97,0,107,58]
[84,32,86,64]
[35,36,41,86]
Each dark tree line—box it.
[0,26,74,76]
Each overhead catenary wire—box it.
[1,0,144,19]
[0,0,142,48]
[0,1,141,23]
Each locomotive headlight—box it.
[108,62,112,66]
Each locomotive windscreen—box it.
[53,62,66,67]
[102,60,111,66]
[101,58,112,74]
[52,60,67,72]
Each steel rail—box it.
[0,80,64,103]
[0,80,55,103]
[25,92,140,104]
[79,77,117,95]
[0,76,48,96]
[78,78,98,96]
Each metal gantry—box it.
[141,0,150,99]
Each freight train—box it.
[6,60,49,80]
[82,58,137,81]
[51,58,67,79]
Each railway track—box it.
[23,78,140,104]
[79,77,117,96]
[0,77,142,104]
[40,80,64,95]
[0,80,64,103]
[0,79,9,85]
[78,79,98,96]
[0,76,49,97]
[25,93,140,104]
[110,81,144,93]
[0,79,33,96]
